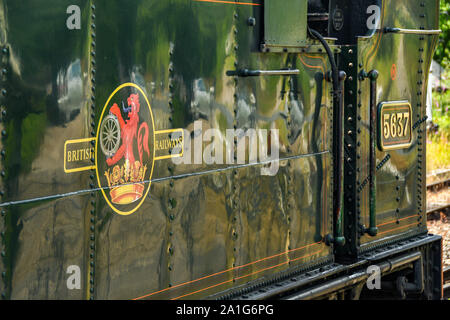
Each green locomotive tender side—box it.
[0,0,443,300]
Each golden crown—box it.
[104,160,147,205]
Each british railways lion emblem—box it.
[96,83,155,215]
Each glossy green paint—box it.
[0,0,333,299]
[354,0,439,252]
[264,0,308,48]
[0,0,441,300]
[0,0,92,299]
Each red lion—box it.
[106,93,150,166]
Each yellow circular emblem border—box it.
[95,83,156,216]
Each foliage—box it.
[427,130,450,171]
[428,70,450,172]
[434,0,450,68]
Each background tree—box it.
[434,0,450,68]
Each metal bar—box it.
[367,70,379,237]
[285,251,421,300]
[226,69,300,77]
[235,235,439,300]
[384,27,442,35]
[335,71,347,246]
[0,151,330,208]
[286,270,368,300]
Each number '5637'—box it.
[383,112,410,139]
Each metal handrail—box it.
[226,69,300,77]
[384,27,442,35]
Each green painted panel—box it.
[264,0,308,48]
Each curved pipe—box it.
[308,28,345,246]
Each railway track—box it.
[426,176,450,217]
[444,266,450,299]
[427,203,450,217]
[427,179,450,192]
[427,169,450,187]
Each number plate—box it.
[378,101,412,151]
